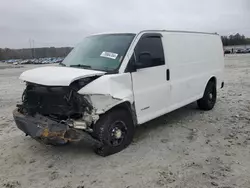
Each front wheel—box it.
[93,109,135,157]
[197,81,217,111]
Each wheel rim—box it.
[208,87,216,105]
[108,121,127,147]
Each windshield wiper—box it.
[70,64,92,69]
[59,62,66,66]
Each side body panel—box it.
[162,32,224,109]
[119,31,224,125]
[126,33,171,124]
[131,65,170,124]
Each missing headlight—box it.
[69,76,99,91]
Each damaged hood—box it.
[19,66,105,86]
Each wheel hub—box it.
[209,93,213,100]
[114,128,122,139]
[108,121,127,146]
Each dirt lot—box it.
[0,54,250,188]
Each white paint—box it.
[119,30,224,124]
[100,51,118,59]
[78,73,133,114]
[161,32,224,110]
[19,66,105,86]
[19,30,224,126]
[86,95,123,114]
[131,66,171,123]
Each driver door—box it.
[130,34,170,124]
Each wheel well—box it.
[107,101,137,126]
[208,77,217,87]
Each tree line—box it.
[0,47,72,60]
[221,33,250,46]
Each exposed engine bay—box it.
[13,77,102,145]
[18,82,93,122]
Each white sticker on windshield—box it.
[100,51,118,60]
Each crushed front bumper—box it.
[13,109,100,146]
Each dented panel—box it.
[86,95,122,114]
[78,73,134,114]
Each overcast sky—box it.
[0,0,249,48]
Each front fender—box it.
[78,73,134,114]
[85,94,133,114]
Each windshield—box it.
[62,34,135,72]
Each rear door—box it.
[130,33,170,124]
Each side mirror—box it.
[135,52,152,69]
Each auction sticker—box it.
[100,51,118,59]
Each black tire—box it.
[197,81,217,111]
[93,108,135,157]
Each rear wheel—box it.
[93,109,135,157]
[197,81,217,111]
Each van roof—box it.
[141,30,219,36]
[90,30,219,36]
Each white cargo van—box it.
[13,30,224,156]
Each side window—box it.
[134,36,165,69]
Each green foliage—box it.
[221,33,250,46]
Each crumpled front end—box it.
[13,71,135,146]
[13,109,82,145]
[13,80,100,145]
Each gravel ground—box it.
[0,54,250,188]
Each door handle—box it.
[166,69,170,81]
